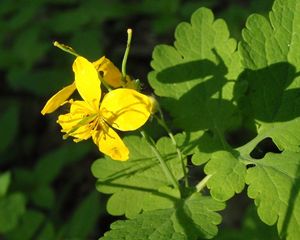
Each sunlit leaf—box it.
[100,193,224,240]
[92,135,183,218]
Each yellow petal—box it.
[73,56,101,108]
[57,100,95,141]
[93,56,122,88]
[93,125,129,161]
[41,82,76,115]
[100,89,152,131]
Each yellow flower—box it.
[42,56,152,161]
[41,56,139,115]
[93,56,123,88]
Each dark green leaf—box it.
[0,193,26,233]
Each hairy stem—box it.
[140,130,179,191]
[155,106,189,187]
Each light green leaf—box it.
[0,193,26,233]
[204,151,246,201]
[91,135,183,218]
[100,193,225,240]
[148,8,245,201]
[0,171,11,198]
[235,2,300,239]
[238,0,300,152]
[101,209,184,240]
[246,151,300,240]
[149,7,242,132]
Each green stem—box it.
[140,130,179,190]
[155,115,188,187]
[100,76,112,92]
[195,175,212,192]
[53,41,79,57]
[155,106,189,187]
[121,28,132,85]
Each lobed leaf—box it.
[204,151,246,201]
[91,135,183,218]
[100,193,225,240]
[236,2,300,238]
[246,151,300,240]
[238,0,300,152]
[148,7,245,201]
[149,7,242,132]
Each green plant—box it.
[1,0,299,239]
[92,0,300,239]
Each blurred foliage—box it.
[0,0,274,238]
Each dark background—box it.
[0,0,276,239]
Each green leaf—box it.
[149,7,247,203]
[31,186,55,209]
[149,7,242,132]
[91,135,183,218]
[236,2,300,238]
[100,193,225,240]
[238,0,300,152]
[34,142,91,185]
[6,210,54,240]
[204,151,246,201]
[0,171,11,197]
[58,191,102,239]
[0,193,26,233]
[246,151,300,240]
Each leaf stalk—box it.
[140,130,179,191]
[155,105,189,187]
[196,174,212,192]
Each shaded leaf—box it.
[58,191,102,239]
[0,171,11,197]
[149,7,242,133]
[6,210,53,240]
[238,0,300,152]
[0,193,26,233]
[34,142,91,185]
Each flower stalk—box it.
[121,28,132,85]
